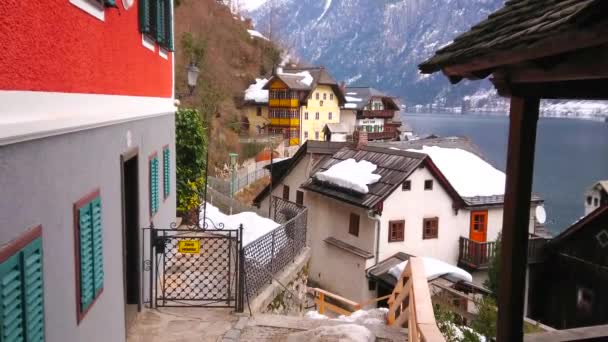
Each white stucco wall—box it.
[0,114,176,342]
[260,154,313,214]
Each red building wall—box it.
[0,0,173,98]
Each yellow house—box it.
[262,67,346,152]
[242,78,270,135]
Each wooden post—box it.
[497,96,540,342]
[318,293,325,315]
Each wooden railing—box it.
[387,257,446,342]
[368,131,398,140]
[458,236,549,269]
[458,237,497,269]
[360,109,396,118]
[307,288,393,317]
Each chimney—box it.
[353,130,368,150]
[340,81,346,91]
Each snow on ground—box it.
[201,203,280,246]
[247,29,269,41]
[278,69,313,87]
[244,78,269,103]
[408,146,506,197]
[389,257,473,283]
[315,0,333,25]
[305,308,388,326]
[289,324,374,342]
[439,321,487,342]
[315,158,381,194]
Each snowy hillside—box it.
[246,0,502,106]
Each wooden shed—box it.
[419,0,608,340]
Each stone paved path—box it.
[127,308,238,342]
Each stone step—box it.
[240,314,408,341]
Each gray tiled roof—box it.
[302,146,427,209]
[419,0,604,74]
[344,87,399,110]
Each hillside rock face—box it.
[248,0,503,106]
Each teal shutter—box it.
[91,198,104,295]
[139,0,152,34]
[155,0,165,45]
[150,157,159,215]
[163,148,170,199]
[163,0,174,51]
[79,204,94,312]
[0,254,25,342]
[22,238,44,342]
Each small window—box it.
[304,131,309,139]
[315,112,320,120]
[257,107,262,116]
[423,218,439,239]
[315,131,320,140]
[594,197,599,206]
[329,112,333,120]
[323,93,327,100]
[283,185,290,201]
[316,93,319,100]
[305,112,309,120]
[402,180,411,191]
[0,226,45,338]
[149,153,159,216]
[330,94,334,101]
[296,191,304,205]
[74,190,104,321]
[139,0,174,50]
[424,180,433,191]
[163,146,170,200]
[587,196,593,205]
[389,220,405,242]
[349,213,360,237]
[320,100,324,107]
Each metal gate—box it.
[145,222,243,310]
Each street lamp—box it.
[186,63,200,96]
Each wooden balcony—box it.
[269,98,299,108]
[269,118,300,127]
[360,109,396,119]
[458,236,549,270]
[367,131,398,140]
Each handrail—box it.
[386,257,446,342]
[307,287,362,316]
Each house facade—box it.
[241,78,270,136]
[341,87,402,142]
[0,1,175,341]
[254,136,542,302]
[263,67,346,155]
[584,180,608,216]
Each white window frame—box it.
[70,0,105,21]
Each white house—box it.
[256,134,544,303]
[584,180,608,216]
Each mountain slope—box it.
[248,0,503,106]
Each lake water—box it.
[402,113,608,234]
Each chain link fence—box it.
[206,187,267,217]
[208,168,269,197]
[243,197,308,299]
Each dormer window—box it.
[587,196,593,205]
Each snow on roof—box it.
[389,257,473,283]
[244,78,269,103]
[314,158,381,194]
[345,96,363,102]
[408,146,506,197]
[247,29,269,41]
[200,203,280,246]
[279,70,314,87]
[344,103,358,109]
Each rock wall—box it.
[263,264,309,315]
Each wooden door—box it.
[470,210,488,242]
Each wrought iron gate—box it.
[145,222,243,310]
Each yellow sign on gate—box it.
[178,240,201,254]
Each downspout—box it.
[367,210,381,265]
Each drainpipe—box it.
[367,210,381,265]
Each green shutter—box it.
[163,0,174,51]
[163,148,170,199]
[150,157,159,215]
[22,238,44,342]
[79,204,94,311]
[139,0,152,34]
[91,198,104,295]
[0,254,25,342]
[155,0,165,44]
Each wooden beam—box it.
[508,79,608,100]
[524,324,608,342]
[497,97,540,342]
